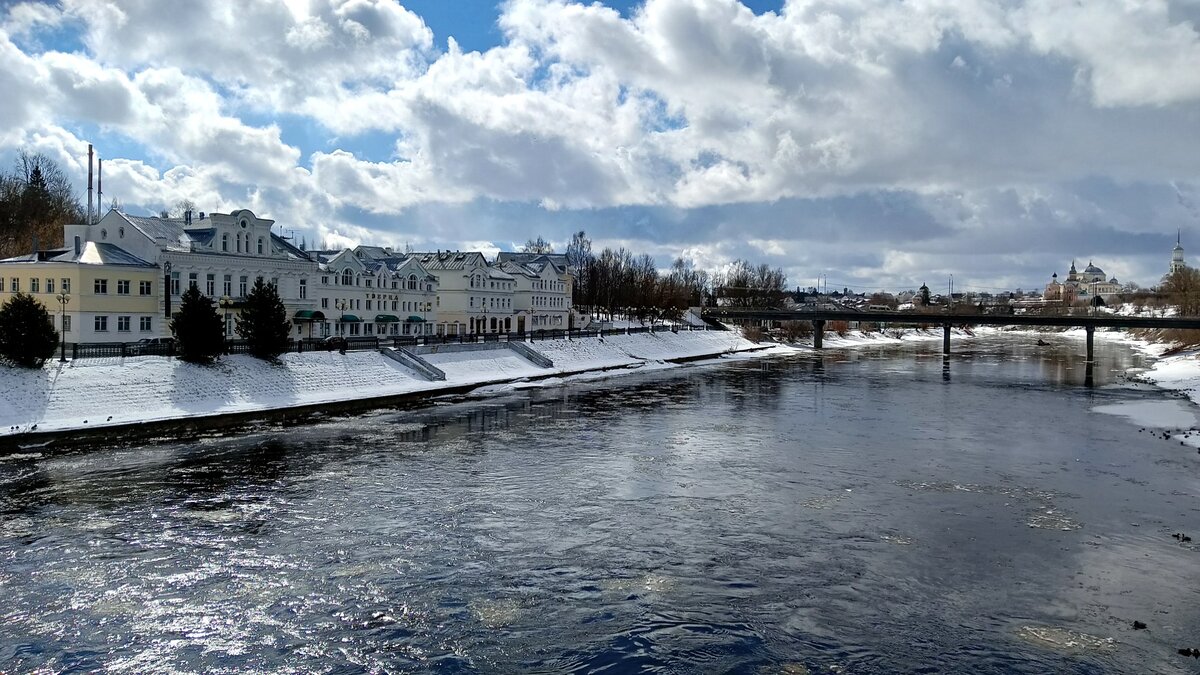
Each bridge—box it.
[704,308,1200,361]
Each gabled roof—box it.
[411,251,488,270]
[495,251,568,269]
[4,242,159,267]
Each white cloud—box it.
[1,0,1199,290]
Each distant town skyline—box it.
[1,0,1198,291]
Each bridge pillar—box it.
[813,320,824,349]
[1085,325,1095,362]
[943,323,951,355]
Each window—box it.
[223,275,232,296]
[61,278,70,293]
[321,275,329,285]
[94,279,107,294]
[46,279,54,294]
[299,278,307,299]
[342,270,353,286]
[366,300,372,311]
[408,274,417,290]
[270,277,278,289]
[139,316,152,332]
[206,274,215,296]
[236,233,242,253]
[221,233,229,252]
[170,272,180,295]
[95,315,108,332]
[10,278,18,292]
[63,315,71,332]
[188,273,198,290]
[117,280,130,295]
[257,238,264,255]
[239,276,248,296]
[117,316,131,332]
[321,298,328,309]
[30,278,39,293]
[365,279,372,288]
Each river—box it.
[1,333,1198,673]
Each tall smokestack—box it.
[97,158,102,217]
[87,144,94,225]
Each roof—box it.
[495,252,568,269]
[411,251,487,270]
[0,242,155,268]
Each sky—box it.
[2,0,1199,294]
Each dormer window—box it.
[341,269,353,286]
[100,228,107,239]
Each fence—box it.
[64,324,712,360]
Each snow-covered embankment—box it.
[0,330,763,441]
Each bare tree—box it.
[522,236,554,254]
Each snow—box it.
[0,330,763,438]
[1092,400,1198,429]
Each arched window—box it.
[221,233,228,252]
[408,274,417,290]
[341,269,353,286]
[257,238,264,255]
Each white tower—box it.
[1171,230,1186,274]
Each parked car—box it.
[127,337,175,355]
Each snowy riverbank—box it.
[0,330,763,441]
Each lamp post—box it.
[219,295,233,344]
[335,299,347,335]
[56,291,70,362]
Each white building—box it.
[495,257,572,332]
[411,251,517,335]
[313,247,439,338]
[64,209,319,339]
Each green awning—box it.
[339,314,362,323]
[294,310,325,321]
[406,315,426,322]
[375,314,401,323]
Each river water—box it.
[1,333,1198,673]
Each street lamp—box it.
[219,295,233,340]
[56,291,70,362]
[335,299,347,335]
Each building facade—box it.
[0,242,160,343]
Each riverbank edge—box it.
[0,341,777,454]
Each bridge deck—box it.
[704,309,1200,330]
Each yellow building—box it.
[0,242,161,343]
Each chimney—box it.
[185,210,192,225]
[31,235,38,256]
[97,158,102,215]
[199,211,205,220]
[87,144,94,225]
[74,236,81,256]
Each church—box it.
[1043,260,1121,304]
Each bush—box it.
[829,320,850,337]
[742,325,766,342]
[170,286,224,363]
[236,278,291,359]
[0,293,58,368]
[781,320,812,342]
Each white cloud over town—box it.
[1,0,1199,291]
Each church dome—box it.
[1084,261,1104,277]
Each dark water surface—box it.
[2,334,1199,673]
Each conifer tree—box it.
[236,278,291,359]
[170,286,223,363]
[0,293,58,368]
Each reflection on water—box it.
[1,332,1198,674]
